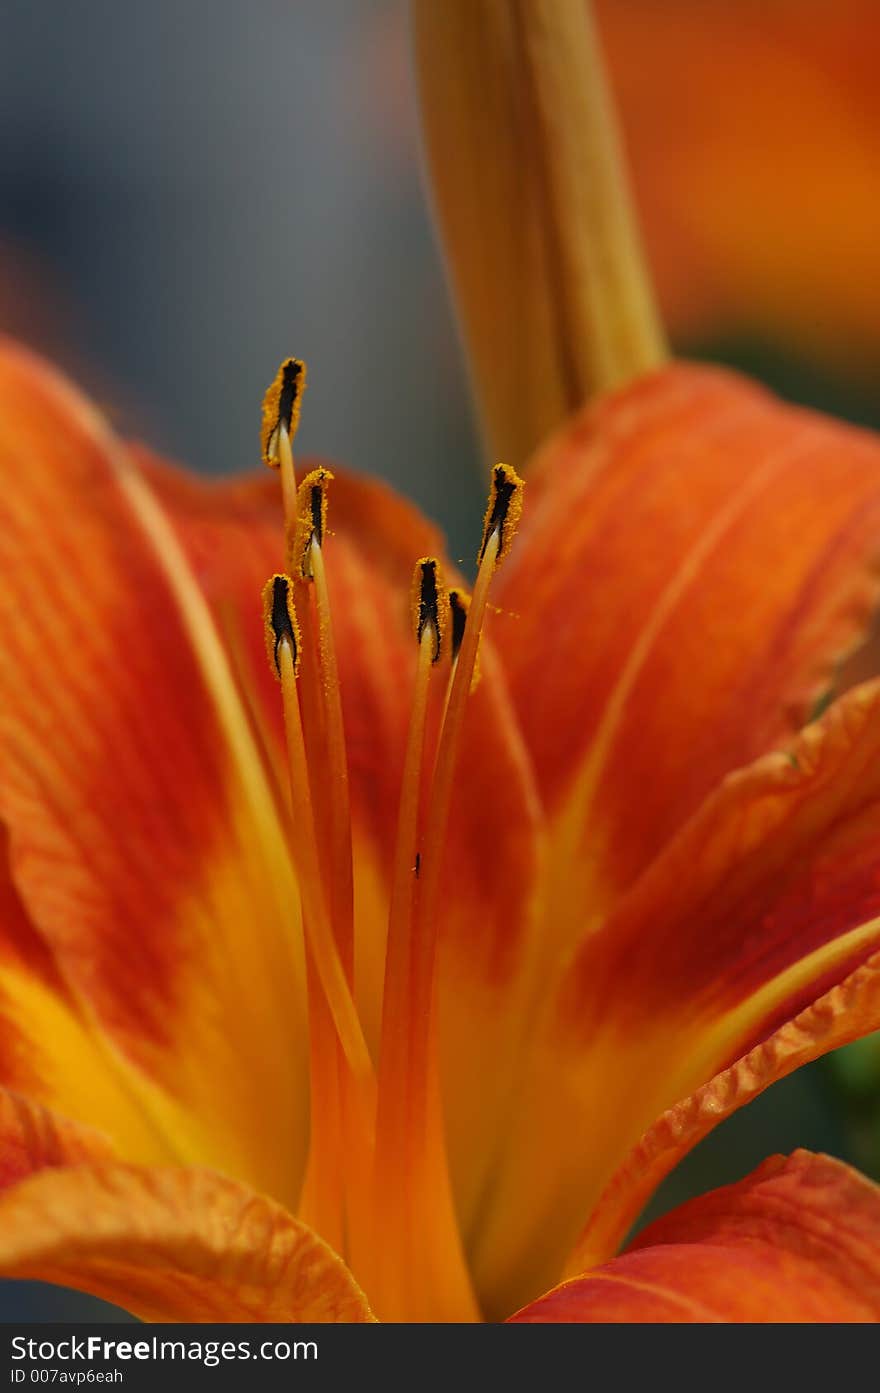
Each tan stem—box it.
[412,0,666,468]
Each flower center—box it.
[260,359,523,1320]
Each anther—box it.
[448,589,470,662]
[263,574,301,678]
[410,558,450,664]
[478,463,525,568]
[290,468,333,579]
[261,359,307,469]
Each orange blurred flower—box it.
[2,342,880,1319]
[596,0,880,377]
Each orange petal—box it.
[514,1152,880,1322]
[0,1088,112,1188]
[0,339,310,1203]
[0,838,220,1160]
[470,678,880,1317]
[138,453,544,1234]
[570,952,880,1272]
[0,1162,373,1322]
[133,453,445,902]
[495,363,880,938]
[596,0,880,378]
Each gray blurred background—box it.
[0,0,876,1321]
[0,0,486,548]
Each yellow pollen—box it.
[409,556,451,664]
[478,462,525,569]
[261,358,307,469]
[289,468,333,579]
[262,573,301,678]
[262,358,306,540]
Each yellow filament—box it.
[310,537,355,977]
[298,965,345,1253]
[303,537,373,1274]
[398,532,502,1323]
[277,424,297,545]
[372,622,436,1319]
[277,639,375,1105]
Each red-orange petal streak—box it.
[471,679,880,1317]
[495,363,880,936]
[513,1151,880,1322]
[0,339,310,1202]
[570,951,880,1272]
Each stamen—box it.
[308,536,354,971]
[399,465,524,1320]
[410,556,450,663]
[261,358,306,468]
[262,575,374,1103]
[289,468,332,580]
[265,573,300,677]
[372,558,449,1317]
[261,358,307,535]
[415,471,524,1066]
[448,588,470,663]
[259,371,370,1269]
[478,462,524,567]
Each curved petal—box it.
[0,1162,373,1322]
[495,363,880,945]
[513,1152,880,1323]
[138,453,545,1233]
[570,952,880,1272]
[0,338,310,1203]
[0,1088,112,1187]
[470,678,880,1318]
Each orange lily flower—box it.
[3,0,880,1326]
[3,341,880,1322]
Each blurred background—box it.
[1,0,880,1318]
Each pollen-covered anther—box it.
[262,573,301,679]
[448,587,482,690]
[478,462,525,569]
[409,557,450,664]
[289,468,333,579]
[261,358,307,468]
[448,588,470,662]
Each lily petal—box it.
[570,952,880,1271]
[0,339,310,1203]
[0,1163,373,1322]
[0,839,215,1161]
[495,363,880,940]
[0,1088,112,1187]
[513,1151,880,1322]
[471,678,880,1317]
